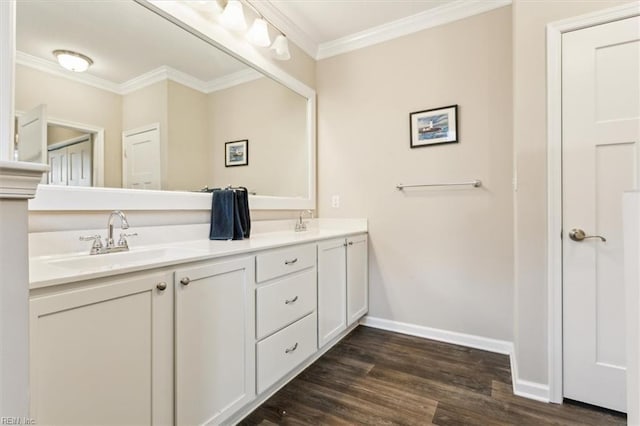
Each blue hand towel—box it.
[210,189,237,240]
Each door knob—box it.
[569,228,606,242]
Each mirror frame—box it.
[16,0,316,211]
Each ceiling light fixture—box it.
[52,49,93,73]
[246,18,271,47]
[270,34,291,61]
[220,0,247,32]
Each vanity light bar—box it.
[220,0,291,60]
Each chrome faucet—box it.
[107,210,129,248]
[80,210,137,255]
[295,210,313,232]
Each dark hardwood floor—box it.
[241,326,626,425]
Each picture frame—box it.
[225,139,249,167]
[409,104,458,148]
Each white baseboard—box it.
[360,316,550,403]
[360,316,514,354]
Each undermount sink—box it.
[46,247,204,271]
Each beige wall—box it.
[15,65,122,187]
[47,125,86,146]
[166,81,209,192]
[317,7,514,341]
[512,0,635,384]
[208,77,308,197]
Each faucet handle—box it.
[80,235,104,254]
[118,232,138,248]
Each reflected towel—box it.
[236,187,251,238]
[209,189,237,240]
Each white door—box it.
[562,16,640,412]
[347,234,368,326]
[317,238,347,347]
[123,124,161,190]
[66,139,93,187]
[17,104,47,163]
[47,149,67,186]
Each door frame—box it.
[546,2,640,404]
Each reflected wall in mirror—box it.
[14,0,309,198]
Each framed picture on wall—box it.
[409,104,458,148]
[225,139,249,167]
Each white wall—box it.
[317,7,514,341]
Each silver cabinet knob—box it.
[348,241,354,246]
[180,277,191,285]
[156,282,167,291]
[569,228,606,242]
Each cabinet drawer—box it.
[256,243,316,283]
[257,312,317,393]
[257,268,317,340]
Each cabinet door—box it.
[175,257,255,426]
[347,234,369,325]
[29,272,173,426]
[317,238,347,348]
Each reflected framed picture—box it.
[409,104,458,148]
[225,139,249,167]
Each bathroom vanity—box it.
[28,221,368,425]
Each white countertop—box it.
[29,219,367,289]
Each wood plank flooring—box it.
[241,326,626,425]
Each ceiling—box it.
[16,0,510,85]
[16,0,249,85]
[267,0,458,44]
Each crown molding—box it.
[0,160,48,199]
[16,51,265,95]
[248,0,319,59]
[15,51,121,93]
[203,68,263,93]
[316,0,512,60]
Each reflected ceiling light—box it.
[52,50,93,72]
[220,0,247,31]
[270,34,291,61]
[246,18,271,47]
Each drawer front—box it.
[257,312,317,393]
[256,243,316,283]
[257,268,317,340]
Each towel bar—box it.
[396,180,482,190]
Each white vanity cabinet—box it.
[29,271,174,426]
[174,256,255,426]
[347,234,369,325]
[28,228,368,424]
[318,234,369,347]
[255,244,318,394]
[317,238,348,347]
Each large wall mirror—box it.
[18,0,315,211]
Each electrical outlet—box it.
[331,195,340,208]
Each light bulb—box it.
[220,0,246,31]
[246,18,271,47]
[270,34,291,61]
